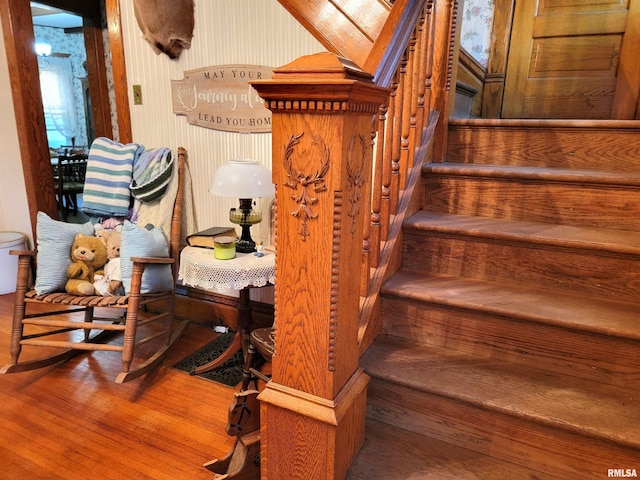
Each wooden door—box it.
[502,0,640,119]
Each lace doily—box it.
[179,246,275,292]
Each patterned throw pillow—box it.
[34,212,95,294]
[120,220,174,294]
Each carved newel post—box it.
[252,52,389,479]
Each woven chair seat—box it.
[24,289,167,307]
[250,327,275,361]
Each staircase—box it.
[347,121,640,479]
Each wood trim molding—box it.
[481,0,515,118]
[612,0,640,119]
[458,47,485,81]
[83,18,113,139]
[1,0,57,230]
[105,0,132,143]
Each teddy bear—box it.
[93,229,124,296]
[65,233,108,296]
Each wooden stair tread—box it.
[382,270,640,340]
[449,118,640,129]
[346,418,550,479]
[361,335,640,449]
[405,211,640,255]
[423,162,640,186]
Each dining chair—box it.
[53,148,88,221]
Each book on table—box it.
[186,226,238,249]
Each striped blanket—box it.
[130,147,173,202]
[81,137,144,217]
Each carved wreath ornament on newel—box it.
[283,132,330,241]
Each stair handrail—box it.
[364,0,429,88]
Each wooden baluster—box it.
[411,10,428,146]
[396,47,413,201]
[431,0,458,161]
[252,52,389,480]
[390,58,405,215]
[381,76,398,240]
[368,102,388,270]
[447,0,460,107]
[423,0,435,125]
[414,5,436,149]
[360,117,378,298]
[401,27,419,190]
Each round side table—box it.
[178,246,275,374]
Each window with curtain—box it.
[38,55,78,147]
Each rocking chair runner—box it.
[0,147,189,384]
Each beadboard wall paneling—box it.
[119,0,324,302]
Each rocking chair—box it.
[0,147,189,383]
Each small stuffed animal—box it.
[93,230,124,296]
[65,234,108,296]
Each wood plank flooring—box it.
[0,292,237,480]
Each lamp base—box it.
[236,221,257,253]
[236,238,256,254]
[230,199,261,253]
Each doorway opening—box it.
[32,2,93,222]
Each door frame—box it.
[612,0,640,118]
[0,0,131,234]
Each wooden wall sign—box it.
[171,64,273,133]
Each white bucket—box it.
[0,232,27,295]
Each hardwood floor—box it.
[0,292,237,480]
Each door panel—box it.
[539,0,627,15]
[502,0,637,119]
[530,36,620,78]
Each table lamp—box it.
[210,158,275,253]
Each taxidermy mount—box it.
[133,0,195,59]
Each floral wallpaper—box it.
[460,0,494,68]
[34,25,89,147]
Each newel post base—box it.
[259,368,369,480]
[252,52,389,479]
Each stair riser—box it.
[423,175,640,231]
[381,296,640,389]
[447,124,640,172]
[367,379,640,479]
[403,231,640,303]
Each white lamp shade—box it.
[210,159,275,198]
